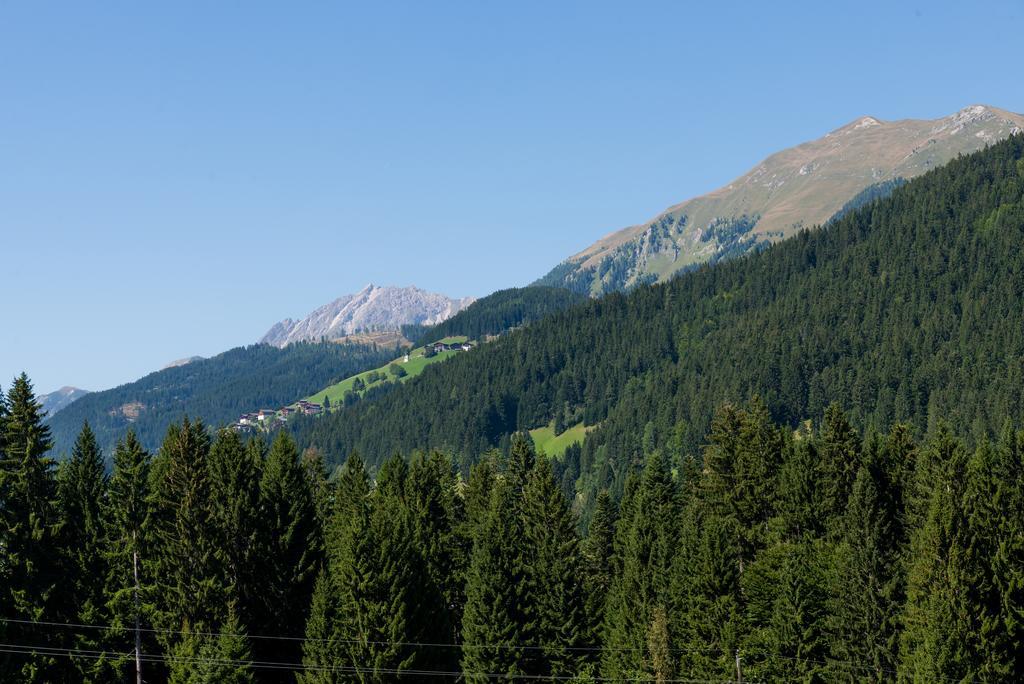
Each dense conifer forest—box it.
[289,135,1024,516]
[411,287,587,346]
[3,375,1023,681]
[47,342,396,457]
[5,135,1023,682]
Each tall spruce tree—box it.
[102,430,154,684]
[880,423,916,543]
[816,404,862,538]
[696,403,744,516]
[148,418,226,666]
[328,451,370,567]
[831,462,905,679]
[954,438,1018,677]
[258,431,323,677]
[0,374,65,681]
[506,434,536,498]
[675,509,744,679]
[207,429,263,631]
[301,446,333,530]
[405,450,466,671]
[601,450,678,679]
[700,402,785,566]
[461,478,531,681]
[374,453,408,499]
[323,446,372,682]
[899,426,970,681]
[732,398,786,553]
[330,460,419,682]
[320,453,371,681]
[462,452,497,541]
[742,543,827,681]
[993,426,1024,677]
[582,489,616,639]
[776,440,823,541]
[57,422,110,682]
[521,457,589,678]
[827,428,917,679]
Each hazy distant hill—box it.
[38,386,90,417]
[47,342,395,456]
[261,284,475,347]
[537,105,1024,294]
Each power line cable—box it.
[0,642,745,682]
[1,617,962,683]
[0,617,721,654]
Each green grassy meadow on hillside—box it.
[529,421,590,458]
[304,337,468,406]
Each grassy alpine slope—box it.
[303,338,466,406]
[537,105,1024,294]
[529,421,589,458]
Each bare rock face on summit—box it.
[537,104,1024,295]
[38,386,91,417]
[260,284,475,347]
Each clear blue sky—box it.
[3,0,1023,394]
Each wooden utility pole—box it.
[133,531,143,684]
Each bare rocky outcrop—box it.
[38,386,91,417]
[260,284,475,347]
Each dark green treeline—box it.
[3,374,1023,681]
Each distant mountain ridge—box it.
[260,284,475,347]
[38,386,90,417]
[537,104,1024,294]
[46,342,395,456]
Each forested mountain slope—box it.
[413,286,587,344]
[48,342,395,455]
[291,135,1024,507]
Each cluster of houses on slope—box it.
[433,341,474,353]
[234,400,323,432]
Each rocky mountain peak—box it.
[537,104,1024,295]
[260,285,475,347]
[38,386,91,417]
